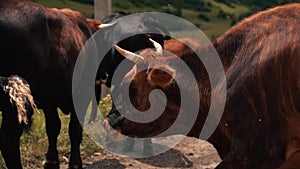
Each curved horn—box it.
[98,21,117,28]
[149,38,163,54]
[114,45,145,64]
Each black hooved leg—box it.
[68,111,83,169]
[216,137,286,169]
[88,84,101,123]
[43,107,61,169]
[122,137,135,152]
[143,138,154,156]
[215,138,252,169]
[0,109,23,169]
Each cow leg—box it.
[277,137,300,169]
[122,138,153,155]
[216,138,263,169]
[216,138,285,169]
[0,109,23,169]
[43,107,60,169]
[68,111,83,169]
[143,138,153,156]
[88,84,101,123]
[215,139,247,169]
[122,137,135,152]
[277,151,300,169]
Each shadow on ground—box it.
[85,159,126,169]
[83,137,221,169]
[136,148,193,168]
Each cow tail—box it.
[0,75,38,127]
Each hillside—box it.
[30,0,300,38]
[29,0,251,39]
[31,0,94,18]
[112,0,250,39]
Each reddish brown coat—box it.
[107,3,300,169]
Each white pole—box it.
[94,0,112,20]
[94,0,112,99]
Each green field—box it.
[31,0,94,18]
[112,0,249,39]
[28,0,250,39]
[0,96,112,168]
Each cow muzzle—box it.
[103,110,126,140]
[96,73,109,85]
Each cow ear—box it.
[86,18,101,30]
[147,65,176,88]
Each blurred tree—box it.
[173,0,182,16]
[72,0,93,5]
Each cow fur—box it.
[0,1,101,168]
[106,4,300,169]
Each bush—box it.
[71,0,93,5]
[231,17,237,26]
[114,1,130,10]
[217,9,227,19]
[195,6,211,12]
[215,0,235,8]
[198,13,209,22]
[162,7,172,14]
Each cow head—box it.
[104,39,193,138]
[96,33,168,88]
[95,13,170,87]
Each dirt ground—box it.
[61,137,221,169]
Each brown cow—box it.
[105,3,300,169]
[104,38,202,155]
[163,38,202,57]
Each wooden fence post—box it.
[94,0,112,20]
[94,0,112,99]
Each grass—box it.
[112,0,249,39]
[180,9,230,39]
[30,0,94,18]
[0,95,112,168]
[29,0,250,40]
[208,0,249,15]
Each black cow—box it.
[0,1,102,168]
[89,12,170,155]
[90,12,170,123]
